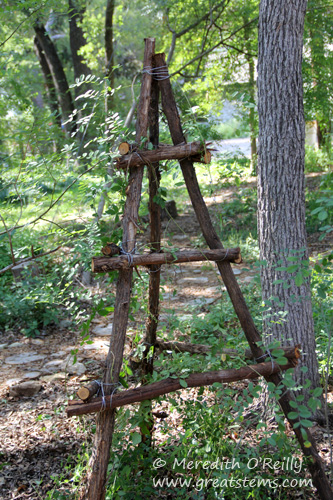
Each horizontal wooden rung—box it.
[66,358,298,417]
[92,247,242,273]
[115,140,214,169]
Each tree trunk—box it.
[68,0,92,96]
[34,23,76,134]
[105,0,115,111]
[33,37,61,127]
[68,0,93,150]
[257,0,321,399]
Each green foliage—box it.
[305,145,332,173]
[307,171,333,238]
[303,0,333,147]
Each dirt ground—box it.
[1,175,332,499]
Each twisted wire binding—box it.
[95,381,119,412]
[120,242,136,266]
[109,384,119,409]
[142,65,170,80]
[256,349,275,374]
[97,381,106,411]
[218,248,229,262]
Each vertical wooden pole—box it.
[80,38,155,500]
[140,56,161,443]
[143,56,161,379]
[155,52,333,500]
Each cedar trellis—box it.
[67,39,332,500]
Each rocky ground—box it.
[0,175,332,499]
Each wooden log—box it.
[155,340,301,363]
[77,380,101,401]
[92,248,242,273]
[66,359,297,417]
[101,242,121,257]
[81,38,156,500]
[118,142,130,155]
[116,141,212,169]
[155,52,333,500]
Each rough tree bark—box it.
[34,23,76,133]
[33,37,61,127]
[68,0,92,96]
[257,0,321,398]
[105,0,115,111]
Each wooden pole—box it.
[140,68,161,443]
[155,51,333,500]
[92,248,242,272]
[80,38,155,500]
[67,359,297,417]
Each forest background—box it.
[0,0,333,499]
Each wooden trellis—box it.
[67,39,332,500]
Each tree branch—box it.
[0,245,62,275]
[166,0,229,64]
[0,163,97,237]
[0,4,45,48]
[170,17,259,78]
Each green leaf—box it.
[300,419,313,428]
[276,357,288,365]
[179,379,188,388]
[131,432,142,445]
[295,272,304,286]
[318,209,328,221]
[308,398,318,411]
[312,387,323,397]
[286,264,299,273]
[287,412,299,420]
[317,288,327,299]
